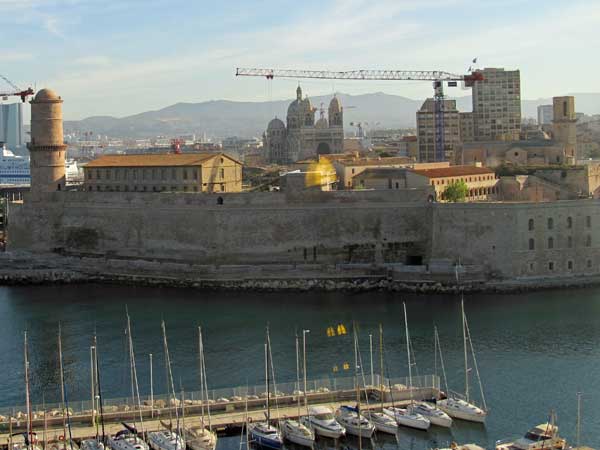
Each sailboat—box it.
[185,327,217,450]
[363,325,399,435]
[282,331,315,447]
[383,304,431,431]
[147,321,186,450]
[81,334,107,450]
[335,326,376,438]
[12,332,43,450]
[247,327,284,449]
[437,300,488,423]
[403,311,452,428]
[46,325,81,450]
[107,311,149,450]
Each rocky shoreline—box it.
[0,264,599,294]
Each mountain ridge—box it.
[63,92,600,139]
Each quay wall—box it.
[8,189,432,265]
[7,189,600,282]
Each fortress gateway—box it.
[7,89,600,283]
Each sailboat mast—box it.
[403,303,412,389]
[295,333,300,417]
[198,327,205,427]
[162,320,180,433]
[379,324,384,410]
[58,325,67,443]
[302,330,309,414]
[199,329,212,431]
[265,328,271,424]
[94,335,106,443]
[24,331,32,450]
[462,299,470,403]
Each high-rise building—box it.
[0,102,25,151]
[471,68,521,141]
[416,98,460,162]
[537,104,553,126]
[552,96,577,164]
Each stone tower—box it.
[328,95,343,127]
[28,89,67,197]
[552,96,577,165]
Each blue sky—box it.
[2,0,599,119]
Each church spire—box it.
[296,85,302,101]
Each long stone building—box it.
[7,88,600,283]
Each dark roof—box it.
[353,168,408,179]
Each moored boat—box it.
[282,419,314,448]
[107,429,149,450]
[383,406,430,431]
[495,422,567,450]
[364,410,398,435]
[335,406,375,438]
[300,406,345,439]
[437,398,486,423]
[408,402,453,428]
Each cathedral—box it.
[263,86,344,164]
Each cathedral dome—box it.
[315,117,328,129]
[329,95,341,112]
[268,117,285,130]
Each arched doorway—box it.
[316,142,331,155]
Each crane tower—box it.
[236,68,483,161]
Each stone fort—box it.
[7,89,600,282]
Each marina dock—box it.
[0,375,440,446]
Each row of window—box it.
[529,259,594,273]
[432,174,496,186]
[87,167,210,181]
[88,183,227,192]
[528,235,592,250]
[528,216,591,231]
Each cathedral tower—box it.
[328,95,343,127]
[28,89,67,197]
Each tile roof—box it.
[410,165,494,179]
[84,152,235,168]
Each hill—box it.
[63,92,600,139]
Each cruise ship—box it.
[0,142,30,185]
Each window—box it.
[586,235,592,247]
[586,216,591,228]
[88,171,93,180]
[220,157,224,164]
[395,182,399,189]
[352,168,355,174]
[548,262,554,271]
[171,168,177,180]
[97,186,101,191]
[183,186,188,191]
[193,170,198,180]
[547,218,553,230]
[567,216,573,229]
[97,170,101,180]
[568,261,573,270]
[529,262,535,272]
[183,169,188,180]
[220,168,225,178]
[161,169,166,180]
[106,169,110,180]
[528,238,535,250]
[548,237,554,249]
[568,236,573,248]
[528,218,534,231]
[587,259,592,269]
[193,186,198,192]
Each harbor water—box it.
[1,284,599,449]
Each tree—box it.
[443,180,468,202]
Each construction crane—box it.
[236,68,484,161]
[0,74,34,102]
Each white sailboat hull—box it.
[366,412,398,435]
[282,420,314,448]
[383,407,430,431]
[437,399,487,423]
[300,415,345,439]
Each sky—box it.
[2,0,600,120]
